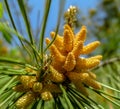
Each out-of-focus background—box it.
[1,0,120,60]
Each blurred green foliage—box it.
[84,0,120,59]
[0,3,3,18]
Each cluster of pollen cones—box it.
[13,24,102,109]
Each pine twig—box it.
[94,57,120,69]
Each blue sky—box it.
[28,0,100,37]
[1,0,100,45]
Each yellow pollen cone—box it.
[63,29,74,52]
[49,65,65,82]
[89,55,102,60]
[63,52,76,71]
[72,41,83,58]
[74,25,87,44]
[46,38,51,45]
[50,32,63,42]
[66,72,89,82]
[41,91,53,101]
[64,24,74,37]
[76,58,100,70]
[81,41,100,54]
[33,82,43,92]
[83,76,101,89]
[88,72,96,79]
[50,32,64,53]
[16,92,35,109]
[13,84,29,92]
[47,43,65,63]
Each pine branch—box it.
[94,57,120,70]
